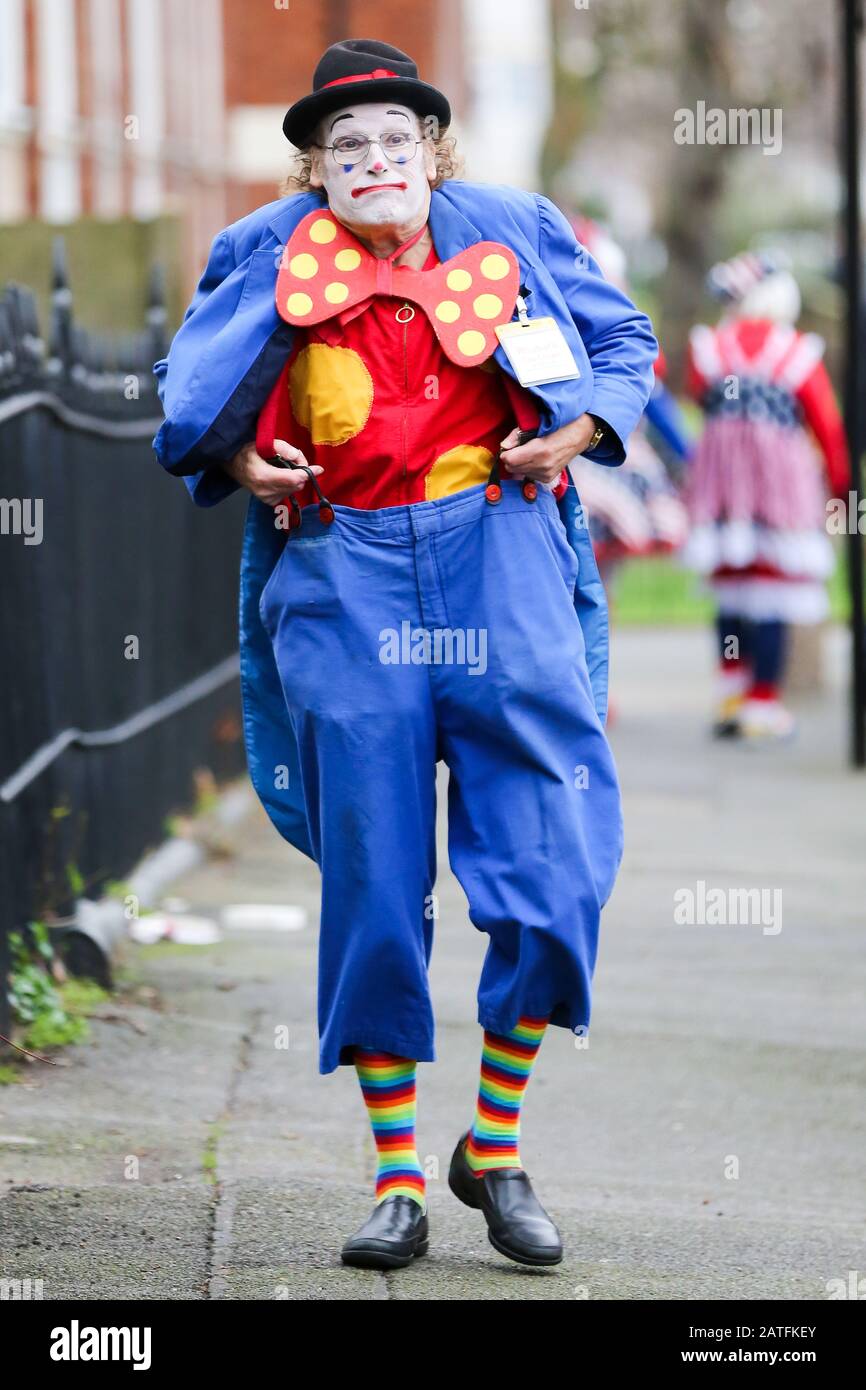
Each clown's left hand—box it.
[499,414,600,484]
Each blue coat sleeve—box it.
[152,229,243,507]
[644,379,693,462]
[535,195,658,464]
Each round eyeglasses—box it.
[317,130,422,168]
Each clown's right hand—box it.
[224,439,323,507]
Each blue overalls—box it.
[258,469,623,1074]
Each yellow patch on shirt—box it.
[289,344,374,446]
[425,445,493,500]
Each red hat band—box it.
[321,69,399,89]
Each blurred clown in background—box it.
[683,252,849,741]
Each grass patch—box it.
[612,549,851,627]
[21,979,110,1052]
[22,1006,89,1052]
[202,1120,224,1185]
[9,922,111,1054]
[612,557,712,626]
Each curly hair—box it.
[280,134,464,196]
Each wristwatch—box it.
[584,416,606,453]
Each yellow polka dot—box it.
[309,218,337,244]
[289,344,374,446]
[480,253,510,280]
[285,292,313,317]
[425,446,493,500]
[435,300,461,324]
[474,293,503,320]
[290,253,318,279]
[457,329,486,357]
[446,268,472,292]
[334,248,361,271]
[324,281,349,304]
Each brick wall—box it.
[221,0,465,222]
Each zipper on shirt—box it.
[396,302,415,483]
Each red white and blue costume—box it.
[684,316,848,622]
[682,252,848,735]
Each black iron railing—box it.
[0,241,247,1035]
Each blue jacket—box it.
[153,181,658,859]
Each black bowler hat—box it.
[283,38,451,147]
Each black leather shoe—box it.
[341,1195,429,1270]
[448,1131,563,1266]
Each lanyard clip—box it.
[515,285,532,326]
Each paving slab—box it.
[1,626,863,1300]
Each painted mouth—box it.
[351,182,408,198]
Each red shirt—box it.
[256,242,544,510]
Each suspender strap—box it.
[485,429,540,504]
[269,457,336,528]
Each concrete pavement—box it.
[1,626,864,1300]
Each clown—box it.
[684,253,849,740]
[153,39,657,1270]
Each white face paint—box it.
[310,101,436,234]
[737,270,801,325]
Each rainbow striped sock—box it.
[354,1049,426,1208]
[465,1015,549,1175]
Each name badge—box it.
[495,315,581,387]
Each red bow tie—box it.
[276,209,520,368]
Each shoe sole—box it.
[341,1239,429,1270]
[449,1164,563,1267]
[487,1230,563,1266]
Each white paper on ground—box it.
[221,904,308,932]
